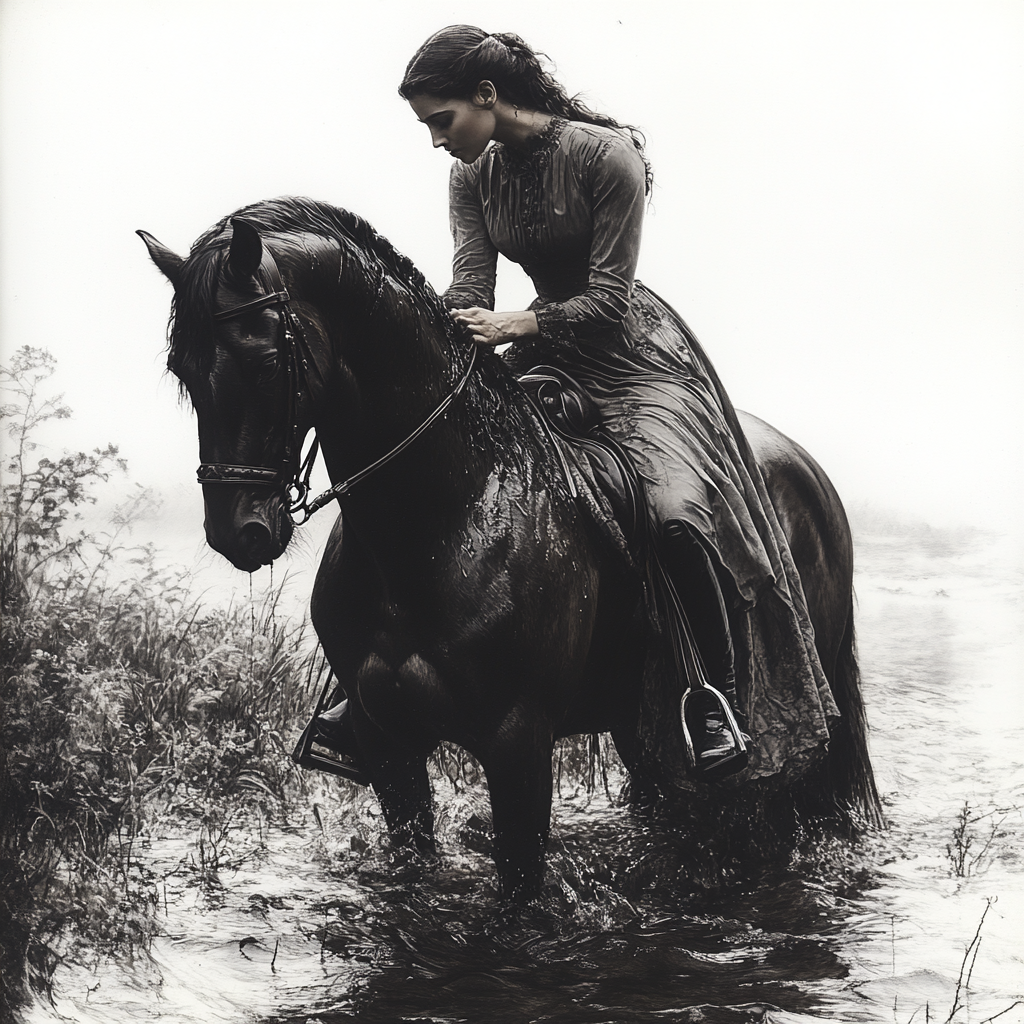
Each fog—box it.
[2,0,1021,594]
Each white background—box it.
[2,0,1021,588]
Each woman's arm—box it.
[443,162,535,345]
[442,162,499,312]
[447,134,646,347]
[451,307,538,345]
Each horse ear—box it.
[137,230,183,286]
[227,218,263,280]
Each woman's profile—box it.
[318,24,838,785]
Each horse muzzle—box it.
[203,488,293,572]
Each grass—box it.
[0,547,318,1008]
[0,347,321,1017]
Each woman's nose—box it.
[431,133,447,149]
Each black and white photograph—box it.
[1,2,1021,1022]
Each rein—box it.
[200,242,477,525]
[304,343,478,516]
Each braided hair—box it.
[399,25,652,194]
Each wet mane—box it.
[200,196,432,298]
[168,197,452,385]
[165,197,552,487]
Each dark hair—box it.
[399,25,652,193]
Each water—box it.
[29,521,1024,1024]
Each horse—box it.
[139,197,880,902]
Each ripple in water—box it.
[28,525,1024,1024]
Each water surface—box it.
[31,524,1024,1023]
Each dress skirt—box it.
[508,282,840,788]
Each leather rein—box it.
[199,244,478,525]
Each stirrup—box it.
[292,716,371,786]
[291,681,371,786]
[680,683,750,782]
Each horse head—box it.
[139,218,317,572]
[140,198,530,578]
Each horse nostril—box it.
[238,520,272,562]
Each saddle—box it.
[518,365,647,556]
[519,365,749,782]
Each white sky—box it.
[1,0,1022,597]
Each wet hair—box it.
[399,25,652,193]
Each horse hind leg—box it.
[610,715,662,810]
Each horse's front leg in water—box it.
[482,711,554,903]
[369,748,435,856]
[351,670,436,855]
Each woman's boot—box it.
[663,520,751,779]
[314,699,369,780]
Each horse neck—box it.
[307,247,529,545]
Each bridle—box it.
[197,245,320,522]
[199,241,478,525]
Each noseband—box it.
[199,242,478,525]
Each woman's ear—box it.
[473,80,497,109]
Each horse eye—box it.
[253,351,281,385]
[226,335,279,382]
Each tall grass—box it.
[0,348,315,1017]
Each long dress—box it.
[442,116,838,786]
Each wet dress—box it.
[442,117,838,786]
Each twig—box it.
[970,811,1011,875]
[945,898,994,1024]
[979,1001,1023,1024]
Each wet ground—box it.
[29,522,1024,1023]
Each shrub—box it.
[0,348,313,1017]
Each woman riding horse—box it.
[316,25,839,783]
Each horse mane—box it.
[197,196,433,302]
[166,197,556,487]
[167,197,453,387]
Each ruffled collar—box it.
[496,116,567,172]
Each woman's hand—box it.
[450,307,538,346]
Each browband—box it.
[213,246,291,321]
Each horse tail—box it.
[831,608,884,826]
[797,605,884,831]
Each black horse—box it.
[140,198,880,901]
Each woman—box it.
[319,25,837,783]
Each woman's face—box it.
[408,90,496,163]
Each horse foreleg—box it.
[483,716,554,903]
[369,750,436,855]
[351,704,435,854]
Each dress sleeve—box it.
[533,136,646,345]
[441,162,498,311]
